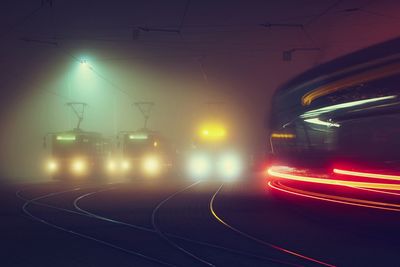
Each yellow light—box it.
[46,160,58,173]
[271,133,296,139]
[107,160,116,172]
[142,156,161,176]
[121,160,130,171]
[199,124,226,139]
[71,159,86,175]
[153,141,158,147]
[334,168,400,181]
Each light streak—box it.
[267,167,400,191]
[301,60,400,106]
[350,186,400,197]
[334,168,400,182]
[301,95,395,117]
[303,118,340,127]
[268,181,400,212]
[271,133,296,139]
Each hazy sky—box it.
[1,0,400,180]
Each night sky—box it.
[1,0,399,180]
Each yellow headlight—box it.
[142,156,161,176]
[107,160,117,172]
[121,160,130,171]
[46,160,58,173]
[71,159,86,174]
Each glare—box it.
[121,160,130,171]
[142,156,161,176]
[46,160,58,173]
[217,153,243,181]
[199,123,226,140]
[188,153,211,179]
[107,160,117,172]
[71,159,86,175]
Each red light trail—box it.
[268,181,400,212]
[267,166,400,212]
[267,166,400,191]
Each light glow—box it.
[142,156,161,176]
[199,124,226,140]
[268,181,400,212]
[217,153,242,181]
[267,166,400,191]
[46,160,58,173]
[187,153,211,179]
[304,118,340,127]
[107,160,117,172]
[271,133,296,139]
[334,168,400,182]
[301,95,396,118]
[121,160,130,171]
[71,159,87,175]
[129,134,148,140]
[56,135,76,141]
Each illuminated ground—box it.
[2,175,400,267]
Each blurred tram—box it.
[268,37,400,172]
[44,103,110,180]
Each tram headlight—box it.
[46,160,58,173]
[188,153,211,179]
[71,159,87,175]
[107,160,117,172]
[121,160,130,171]
[217,153,242,181]
[142,156,161,176]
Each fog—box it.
[1,0,400,181]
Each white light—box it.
[300,95,396,118]
[187,153,211,180]
[304,118,340,127]
[217,153,243,182]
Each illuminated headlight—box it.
[46,160,58,173]
[217,153,242,181]
[120,160,130,171]
[142,156,161,176]
[71,159,87,175]
[187,153,211,179]
[107,160,117,172]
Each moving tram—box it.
[268,37,400,172]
